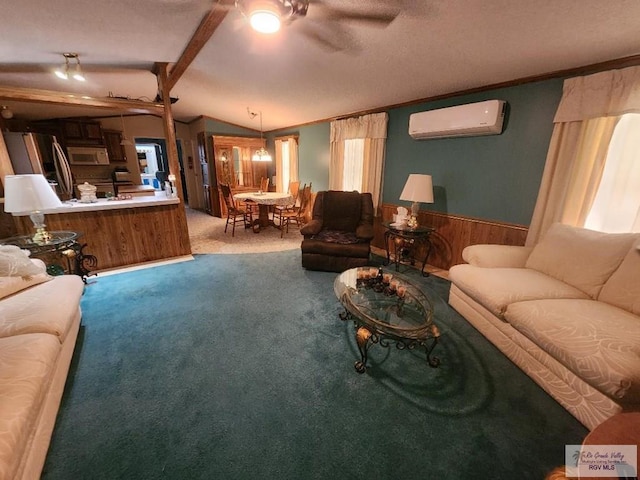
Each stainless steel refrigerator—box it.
[2,132,73,198]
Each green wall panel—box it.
[219,77,563,226]
[269,122,331,191]
[384,79,563,225]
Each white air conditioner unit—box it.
[408,100,506,140]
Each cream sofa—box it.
[448,223,640,431]
[0,246,84,480]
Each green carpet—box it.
[42,251,587,479]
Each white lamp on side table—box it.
[4,174,63,244]
[399,174,434,228]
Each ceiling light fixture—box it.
[54,53,86,82]
[120,115,134,146]
[1,106,14,120]
[237,0,284,34]
[248,108,272,162]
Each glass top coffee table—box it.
[334,267,446,373]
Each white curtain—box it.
[275,136,299,193]
[526,65,640,245]
[584,114,640,233]
[329,112,388,211]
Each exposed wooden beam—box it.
[0,85,164,114]
[165,3,230,91]
[155,62,184,201]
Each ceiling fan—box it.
[233,0,400,50]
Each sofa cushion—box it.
[598,242,640,316]
[504,299,640,403]
[525,223,638,298]
[0,274,51,300]
[0,333,61,480]
[0,246,45,277]
[462,244,533,268]
[449,264,589,318]
[0,275,84,343]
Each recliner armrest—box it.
[300,219,322,236]
[355,224,374,240]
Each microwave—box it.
[67,146,110,165]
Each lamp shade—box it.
[4,174,62,214]
[399,174,434,203]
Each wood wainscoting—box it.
[373,204,528,271]
[13,203,191,272]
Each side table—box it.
[382,222,435,277]
[0,231,97,282]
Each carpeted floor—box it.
[186,207,301,254]
[42,252,587,480]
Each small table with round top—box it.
[0,230,97,281]
[233,191,293,232]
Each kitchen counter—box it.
[11,191,179,216]
[11,192,190,271]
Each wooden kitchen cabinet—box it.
[103,129,127,163]
[61,120,104,145]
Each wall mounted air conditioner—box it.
[408,100,506,140]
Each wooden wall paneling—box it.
[374,204,528,270]
[13,204,191,271]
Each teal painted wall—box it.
[271,77,563,226]
[384,79,563,226]
[217,77,563,226]
[268,122,331,191]
[204,118,257,136]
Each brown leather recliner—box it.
[300,190,375,272]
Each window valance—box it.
[330,112,388,141]
[554,65,640,123]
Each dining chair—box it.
[272,180,301,224]
[277,183,312,237]
[260,177,270,192]
[219,183,252,237]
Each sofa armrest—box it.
[31,258,46,270]
[355,224,374,240]
[300,219,322,236]
[462,244,533,268]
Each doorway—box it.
[135,137,188,204]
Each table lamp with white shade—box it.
[3,174,63,244]
[399,174,434,228]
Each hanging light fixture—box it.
[248,108,272,162]
[120,114,134,146]
[1,106,14,119]
[54,53,86,82]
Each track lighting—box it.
[54,53,86,82]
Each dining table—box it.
[233,191,293,232]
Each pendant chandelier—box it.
[248,109,272,162]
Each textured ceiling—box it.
[1,0,640,130]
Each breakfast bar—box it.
[10,192,192,272]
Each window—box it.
[274,136,298,193]
[584,114,640,233]
[342,138,364,191]
[281,140,290,191]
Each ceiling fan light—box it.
[250,9,281,33]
